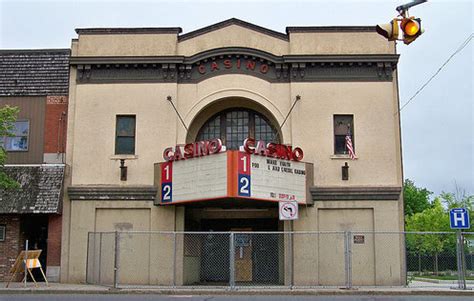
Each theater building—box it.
[61,19,404,286]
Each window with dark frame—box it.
[197,108,280,150]
[115,115,136,155]
[334,115,354,155]
[0,225,5,242]
[3,120,29,151]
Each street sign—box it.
[450,208,470,229]
[279,201,298,220]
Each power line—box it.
[398,33,473,114]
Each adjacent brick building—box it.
[0,49,70,282]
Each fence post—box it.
[289,229,294,289]
[24,240,28,287]
[344,231,352,289]
[114,231,120,289]
[229,232,235,289]
[86,233,91,284]
[98,233,102,285]
[456,231,466,290]
[173,232,177,287]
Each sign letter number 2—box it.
[162,183,172,202]
[240,177,249,194]
[238,175,251,197]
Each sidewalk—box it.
[1,282,474,296]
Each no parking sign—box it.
[279,201,298,220]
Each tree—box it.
[0,105,20,189]
[440,190,474,232]
[405,199,455,275]
[404,179,433,216]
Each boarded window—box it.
[0,225,5,242]
[334,115,354,155]
[115,116,136,155]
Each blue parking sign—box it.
[449,208,470,229]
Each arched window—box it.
[196,109,280,150]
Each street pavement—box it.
[1,294,474,301]
[1,282,473,300]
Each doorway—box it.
[198,218,281,285]
[21,215,48,281]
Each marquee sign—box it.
[155,139,313,205]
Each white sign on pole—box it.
[279,201,298,220]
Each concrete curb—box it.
[1,288,474,296]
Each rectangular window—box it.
[3,120,29,151]
[0,225,5,242]
[334,115,354,155]
[115,115,136,155]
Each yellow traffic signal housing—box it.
[376,19,399,41]
[400,17,423,45]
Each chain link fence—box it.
[86,231,473,289]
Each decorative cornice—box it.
[283,54,399,64]
[75,27,182,35]
[70,53,399,66]
[68,186,157,201]
[286,26,376,34]
[69,56,185,65]
[71,48,398,84]
[178,18,288,42]
[311,186,402,201]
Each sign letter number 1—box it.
[241,155,247,172]
[238,153,251,197]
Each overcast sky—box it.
[1,0,472,198]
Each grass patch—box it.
[415,275,474,280]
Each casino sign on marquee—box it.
[154,139,313,205]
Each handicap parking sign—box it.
[449,208,470,229]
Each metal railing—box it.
[86,231,474,290]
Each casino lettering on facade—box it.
[163,138,223,161]
[197,58,269,75]
[243,137,303,161]
[162,138,304,162]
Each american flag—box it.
[345,135,356,160]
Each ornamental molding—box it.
[72,47,399,84]
[310,186,402,201]
[68,185,157,201]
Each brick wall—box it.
[0,215,21,281]
[47,215,62,266]
[44,96,68,154]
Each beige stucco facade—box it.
[61,19,404,286]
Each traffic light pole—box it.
[396,0,427,16]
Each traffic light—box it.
[400,17,423,45]
[376,16,424,45]
[376,19,399,41]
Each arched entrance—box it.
[184,97,283,285]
